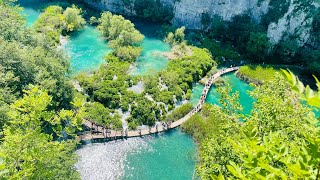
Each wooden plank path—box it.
[79,66,240,141]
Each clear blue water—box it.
[191,73,255,115]
[131,37,170,75]
[65,26,112,73]
[20,6,40,27]
[122,129,196,179]
[76,129,196,179]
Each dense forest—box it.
[0,0,85,178]
[0,0,319,179]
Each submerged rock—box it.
[128,81,145,94]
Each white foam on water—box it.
[75,138,151,180]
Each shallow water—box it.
[20,6,40,27]
[191,73,255,115]
[76,129,196,180]
[131,37,170,75]
[20,2,170,74]
[65,26,112,73]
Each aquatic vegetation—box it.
[76,23,217,129]
[34,5,85,46]
[236,65,278,84]
[95,12,144,62]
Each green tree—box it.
[133,0,174,22]
[0,86,81,179]
[63,5,86,32]
[84,102,122,129]
[164,26,186,46]
[96,12,144,61]
[34,6,65,45]
[113,46,142,62]
[246,32,270,62]
[217,84,243,118]
[34,5,85,46]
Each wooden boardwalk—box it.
[79,67,240,141]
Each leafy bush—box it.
[183,74,320,178]
[165,103,193,122]
[113,46,142,62]
[96,12,144,61]
[237,65,278,84]
[34,5,85,46]
[133,0,174,22]
[164,26,186,46]
[63,5,86,32]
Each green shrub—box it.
[96,12,144,61]
[165,103,193,122]
[164,26,186,46]
[34,5,85,46]
[236,65,278,84]
[133,0,174,22]
[113,46,142,62]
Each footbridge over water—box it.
[79,67,240,141]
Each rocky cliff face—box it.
[267,0,319,47]
[82,0,269,28]
[82,0,319,47]
[171,0,269,29]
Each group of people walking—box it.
[190,67,238,115]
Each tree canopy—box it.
[0,3,85,178]
[0,86,83,178]
[34,5,85,46]
[182,73,320,179]
[95,12,144,62]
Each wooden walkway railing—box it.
[79,67,240,141]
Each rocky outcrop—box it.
[82,0,269,28]
[82,0,136,16]
[267,0,319,47]
[172,0,269,29]
[81,0,319,47]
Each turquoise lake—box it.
[65,26,112,73]
[122,129,196,179]
[20,2,196,179]
[20,1,170,74]
[19,1,318,179]
[191,73,255,115]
